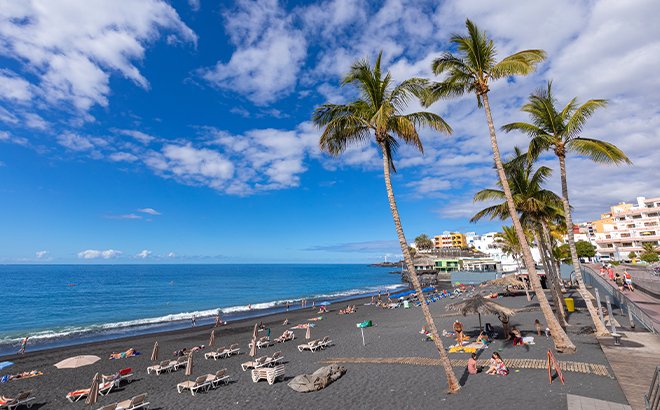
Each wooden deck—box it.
[598,332,660,410]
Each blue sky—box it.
[0,0,658,263]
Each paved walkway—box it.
[597,331,660,409]
[566,394,632,410]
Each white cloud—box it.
[0,70,33,102]
[116,129,156,144]
[137,208,161,215]
[35,250,48,259]
[109,152,139,162]
[0,0,196,112]
[188,0,200,11]
[137,249,152,258]
[56,132,95,152]
[78,249,122,259]
[199,0,307,104]
[106,213,142,220]
[167,252,176,257]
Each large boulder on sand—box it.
[287,365,347,393]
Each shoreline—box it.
[0,285,411,359]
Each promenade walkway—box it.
[583,264,660,409]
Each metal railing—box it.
[581,266,659,334]
[646,366,660,410]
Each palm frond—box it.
[566,138,632,165]
[491,50,546,79]
[564,99,608,139]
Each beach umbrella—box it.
[185,351,193,376]
[209,330,216,347]
[249,323,258,357]
[0,362,13,371]
[305,324,311,340]
[150,341,159,361]
[54,355,101,369]
[84,372,100,406]
[446,295,517,330]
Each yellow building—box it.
[433,232,466,249]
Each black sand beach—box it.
[0,289,629,409]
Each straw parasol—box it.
[150,341,159,361]
[185,351,193,376]
[305,324,311,340]
[446,295,517,330]
[84,373,100,405]
[54,355,100,369]
[249,323,258,357]
[482,274,523,287]
[209,330,215,347]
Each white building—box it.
[595,196,660,261]
[470,231,542,272]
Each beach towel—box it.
[0,370,43,383]
[109,351,140,360]
[0,362,13,371]
[291,323,315,329]
[308,317,324,321]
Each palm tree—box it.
[415,234,434,251]
[425,20,575,352]
[312,52,460,392]
[472,148,569,324]
[502,81,631,336]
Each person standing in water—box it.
[191,315,196,327]
[18,336,29,355]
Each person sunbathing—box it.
[109,347,136,360]
[476,331,489,344]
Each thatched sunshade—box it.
[446,295,516,330]
[482,275,524,287]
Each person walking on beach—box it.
[17,336,28,355]
[215,311,222,327]
[191,315,196,327]
[286,302,290,312]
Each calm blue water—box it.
[0,264,406,355]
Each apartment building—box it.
[594,196,660,260]
[433,231,466,249]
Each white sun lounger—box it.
[224,343,240,357]
[177,375,211,396]
[0,390,35,410]
[241,356,268,371]
[204,346,226,360]
[66,381,114,402]
[318,336,333,349]
[297,339,322,352]
[251,364,285,385]
[265,351,284,366]
[147,360,173,375]
[205,369,230,388]
[97,393,149,410]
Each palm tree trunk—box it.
[482,94,575,353]
[557,154,609,336]
[380,142,460,392]
[512,254,531,301]
[534,229,567,328]
[540,221,569,320]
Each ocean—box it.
[0,264,407,355]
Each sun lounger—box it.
[204,346,226,360]
[171,356,188,371]
[102,368,133,385]
[0,390,35,410]
[297,339,322,352]
[146,360,173,375]
[98,393,149,410]
[66,381,114,402]
[274,331,295,343]
[318,336,333,349]
[249,337,271,349]
[177,375,211,396]
[251,364,285,385]
[224,343,240,357]
[204,369,230,388]
[241,356,268,371]
[265,351,284,366]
